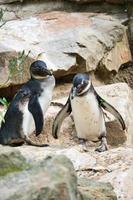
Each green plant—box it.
[1,49,31,87]
[8,50,31,81]
[0,50,31,123]
[0,97,9,124]
[0,8,6,28]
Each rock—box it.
[78,178,117,200]
[0,154,78,200]
[100,167,133,200]
[0,146,28,176]
[68,0,127,3]
[96,83,133,146]
[0,12,131,89]
[127,3,133,57]
[68,0,102,3]
[109,61,133,89]
[0,50,32,88]
[8,145,133,200]
[105,0,125,4]
[56,148,97,171]
[0,145,119,200]
[76,147,133,200]
[101,31,131,79]
[0,0,131,5]
[0,0,22,4]
[98,147,133,200]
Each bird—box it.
[0,60,55,146]
[52,73,126,152]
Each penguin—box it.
[52,73,126,152]
[0,60,55,147]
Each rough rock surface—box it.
[127,3,133,56]
[0,0,22,4]
[0,0,130,5]
[0,146,28,176]
[68,0,132,3]
[0,51,32,88]
[14,145,133,200]
[0,12,131,88]
[0,148,78,200]
[108,61,133,89]
[96,83,133,146]
[1,145,132,200]
[0,146,117,200]
[78,178,117,200]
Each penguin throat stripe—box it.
[31,74,50,80]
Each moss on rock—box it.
[0,146,30,176]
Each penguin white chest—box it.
[71,93,105,141]
[38,86,53,114]
[22,80,55,137]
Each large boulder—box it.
[0,0,22,4]
[78,178,117,200]
[108,61,133,89]
[68,0,124,3]
[0,145,28,176]
[0,0,130,4]
[127,3,133,56]
[15,145,133,200]
[0,50,32,88]
[98,147,133,200]
[0,12,131,88]
[0,145,118,200]
[0,147,78,200]
[96,83,133,146]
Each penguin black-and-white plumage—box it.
[52,73,126,152]
[0,60,55,146]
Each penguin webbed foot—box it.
[95,137,108,152]
[8,138,25,146]
[78,138,88,152]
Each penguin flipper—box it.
[96,93,126,130]
[52,97,72,139]
[28,95,44,136]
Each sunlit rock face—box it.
[0,146,118,200]
[0,11,131,89]
[0,0,22,4]
[0,0,128,4]
[0,145,132,200]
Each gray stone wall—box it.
[0,0,132,4]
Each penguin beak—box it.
[45,69,53,76]
[71,87,77,99]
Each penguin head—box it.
[71,73,91,99]
[30,60,53,79]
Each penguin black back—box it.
[0,93,24,145]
